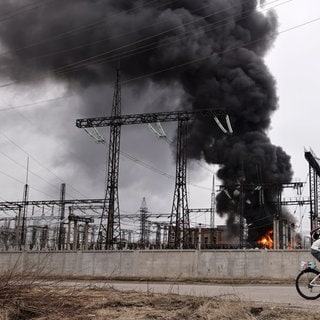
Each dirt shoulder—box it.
[40,274,296,285]
[1,273,318,319]
[1,284,319,320]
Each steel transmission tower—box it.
[58,183,66,250]
[76,108,230,249]
[170,119,189,248]
[211,175,216,228]
[139,197,149,248]
[305,148,320,231]
[97,69,122,249]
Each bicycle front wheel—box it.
[296,268,320,300]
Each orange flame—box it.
[258,230,273,249]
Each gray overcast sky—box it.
[0,0,318,234]
[267,0,320,231]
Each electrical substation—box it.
[0,69,317,252]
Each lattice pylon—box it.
[97,68,122,249]
[169,119,190,249]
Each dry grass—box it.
[0,276,317,320]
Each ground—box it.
[0,280,320,320]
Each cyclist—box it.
[311,227,320,262]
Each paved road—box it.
[80,281,320,311]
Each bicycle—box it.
[296,261,320,299]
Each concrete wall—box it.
[0,250,314,280]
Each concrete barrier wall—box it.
[0,250,315,280]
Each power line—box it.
[0,94,73,112]
[0,166,57,199]
[13,1,214,64]
[122,14,319,84]
[0,0,308,105]
[0,129,87,199]
[0,0,180,58]
[53,0,281,75]
[0,0,53,24]
[0,0,286,87]
[0,150,61,193]
[0,0,312,202]
[0,98,95,200]
[84,130,212,191]
[49,0,291,76]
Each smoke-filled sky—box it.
[0,0,318,238]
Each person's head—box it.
[313,232,320,240]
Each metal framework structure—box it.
[77,108,229,249]
[0,198,105,210]
[20,184,29,249]
[305,148,320,231]
[139,197,149,247]
[76,109,226,128]
[170,119,189,248]
[67,214,94,250]
[218,181,306,249]
[253,182,304,250]
[95,69,122,250]
[0,194,106,250]
[58,183,66,250]
[211,175,216,228]
[0,191,310,250]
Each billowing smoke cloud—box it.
[0,0,293,243]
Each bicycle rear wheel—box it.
[296,268,320,300]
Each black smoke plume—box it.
[0,0,293,243]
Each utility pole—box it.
[20,157,30,250]
[15,206,22,250]
[210,175,216,248]
[273,186,281,250]
[58,183,66,250]
[139,197,148,248]
[211,175,216,229]
[155,223,162,248]
[20,184,29,250]
[239,176,245,249]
